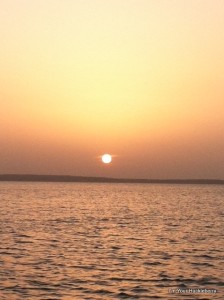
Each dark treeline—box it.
[0,174,223,184]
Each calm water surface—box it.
[0,182,223,300]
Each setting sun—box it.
[102,154,112,164]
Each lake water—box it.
[0,182,223,300]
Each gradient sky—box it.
[1,0,224,179]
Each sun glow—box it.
[1,1,224,178]
[102,154,112,164]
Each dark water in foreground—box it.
[0,182,223,300]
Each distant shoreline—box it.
[0,174,223,184]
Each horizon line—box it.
[0,174,223,184]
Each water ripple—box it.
[0,182,223,299]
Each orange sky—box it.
[1,0,224,179]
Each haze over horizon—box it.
[1,0,224,179]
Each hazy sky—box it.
[1,0,224,179]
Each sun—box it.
[102,154,112,164]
